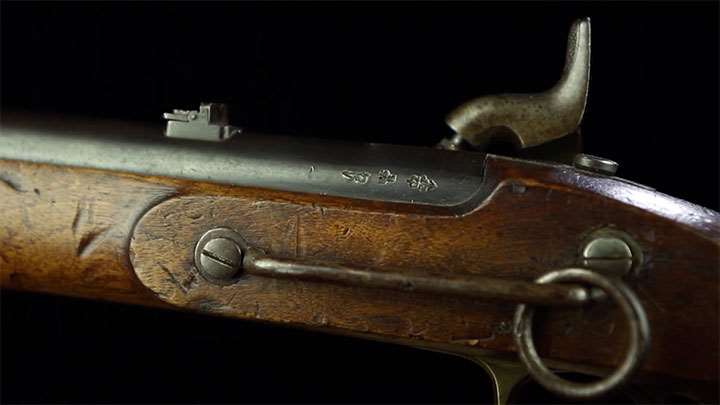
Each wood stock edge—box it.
[1,158,718,387]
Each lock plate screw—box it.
[574,154,619,175]
[194,228,247,283]
[582,237,633,277]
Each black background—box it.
[1,1,718,403]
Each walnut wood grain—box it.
[0,160,176,307]
[130,155,718,384]
[1,156,718,389]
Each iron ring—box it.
[512,268,650,398]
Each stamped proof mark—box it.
[341,170,371,185]
[377,169,397,185]
[407,174,438,192]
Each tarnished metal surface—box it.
[244,251,592,307]
[164,102,241,141]
[0,112,486,207]
[513,268,650,399]
[582,236,633,277]
[574,153,619,175]
[579,228,645,278]
[194,228,245,283]
[444,18,590,149]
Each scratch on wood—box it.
[450,338,480,346]
[77,227,111,259]
[0,174,23,193]
[158,263,188,294]
[311,203,326,216]
[72,203,83,234]
[408,319,429,338]
[295,214,301,257]
[72,200,95,235]
[638,285,668,315]
[451,329,496,345]
[226,291,240,306]
[312,313,329,326]
[193,298,223,312]
[20,206,33,228]
[181,271,197,292]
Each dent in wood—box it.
[158,263,188,295]
[71,199,95,235]
[0,172,24,193]
[76,226,111,258]
[1,160,178,307]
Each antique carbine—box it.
[1,19,718,403]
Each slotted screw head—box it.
[198,237,243,281]
[574,154,619,175]
[582,237,633,277]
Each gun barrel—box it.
[0,112,485,209]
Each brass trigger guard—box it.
[444,18,590,150]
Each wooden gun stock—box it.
[1,126,717,401]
